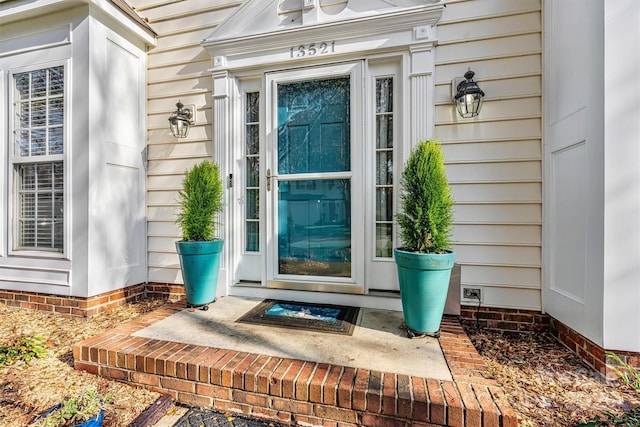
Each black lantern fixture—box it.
[453,69,485,118]
[168,101,194,138]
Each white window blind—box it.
[12,66,65,252]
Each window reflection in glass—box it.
[277,78,350,175]
[245,92,260,252]
[375,78,394,258]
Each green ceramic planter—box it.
[394,248,455,336]
[176,240,224,307]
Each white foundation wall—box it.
[140,0,543,311]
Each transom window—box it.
[12,65,65,252]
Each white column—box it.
[212,70,231,293]
[409,43,436,145]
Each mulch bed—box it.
[465,325,640,426]
[0,298,167,427]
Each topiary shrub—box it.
[396,138,454,253]
[176,160,224,242]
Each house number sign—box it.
[289,41,335,58]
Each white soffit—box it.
[0,0,155,45]
[202,0,443,69]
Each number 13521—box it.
[290,41,335,58]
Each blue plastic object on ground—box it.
[43,404,104,427]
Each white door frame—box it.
[264,63,365,294]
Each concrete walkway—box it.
[133,296,451,380]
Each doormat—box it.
[236,300,359,336]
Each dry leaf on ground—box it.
[0,299,167,427]
[465,326,640,426]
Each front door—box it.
[265,64,364,293]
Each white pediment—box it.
[203,0,442,44]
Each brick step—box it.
[73,304,517,427]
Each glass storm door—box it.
[266,66,363,292]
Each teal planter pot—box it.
[176,240,224,308]
[394,249,455,337]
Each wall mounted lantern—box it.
[452,69,485,118]
[168,101,195,138]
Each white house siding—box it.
[139,0,543,311]
[135,0,240,284]
[435,0,542,310]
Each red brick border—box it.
[145,282,186,302]
[460,305,549,333]
[0,284,147,317]
[549,317,640,379]
[73,302,519,427]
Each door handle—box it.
[266,168,273,191]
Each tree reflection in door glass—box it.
[277,77,350,174]
[278,179,351,277]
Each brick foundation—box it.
[0,284,147,317]
[145,282,186,302]
[4,283,639,381]
[460,305,549,334]
[549,317,640,379]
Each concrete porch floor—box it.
[73,296,518,427]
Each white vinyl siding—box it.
[11,65,65,253]
[137,0,239,283]
[436,0,542,310]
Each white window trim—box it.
[235,77,263,283]
[7,59,70,259]
[0,69,5,258]
[364,55,404,292]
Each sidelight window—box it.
[245,92,260,252]
[375,77,394,257]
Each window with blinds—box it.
[12,66,65,252]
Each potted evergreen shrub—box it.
[175,160,224,310]
[394,138,455,338]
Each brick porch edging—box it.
[73,301,518,426]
